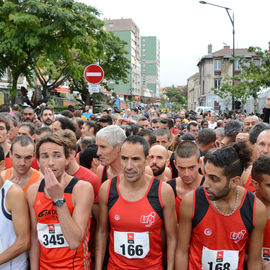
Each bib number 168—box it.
[208,262,231,270]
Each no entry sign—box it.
[84,64,104,84]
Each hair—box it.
[224,120,242,137]
[187,121,198,131]
[23,107,34,113]
[151,118,160,124]
[138,116,148,122]
[137,129,156,147]
[197,128,216,145]
[55,129,77,153]
[10,135,35,153]
[205,141,252,179]
[98,115,113,125]
[0,145,5,161]
[120,124,133,137]
[0,104,11,113]
[0,115,10,131]
[181,133,196,141]
[201,119,208,127]
[19,122,36,136]
[121,135,149,158]
[36,133,69,160]
[249,123,270,144]
[175,140,200,161]
[80,136,96,151]
[160,118,174,129]
[61,110,73,119]
[84,120,98,135]
[154,128,171,141]
[55,117,76,133]
[215,127,225,139]
[252,156,270,183]
[12,104,20,112]
[35,127,53,136]
[0,113,19,127]
[96,125,126,147]
[217,120,224,127]
[40,107,54,117]
[79,144,98,169]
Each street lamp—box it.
[199,1,235,110]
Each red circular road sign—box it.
[84,64,104,84]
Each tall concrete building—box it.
[105,18,141,99]
[141,36,160,98]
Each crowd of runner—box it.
[0,98,270,270]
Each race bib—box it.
[37,223,69,248]
[262,247,270,261]
[114,231,149,259]
[202,246,239,270]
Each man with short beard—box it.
[146,144,170,182]
[40,107,54,127]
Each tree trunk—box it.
[10,72,20,105]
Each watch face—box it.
[54,199,65,207]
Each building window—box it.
[214,59,221,70]
[234,60,240,70]
[214,79,221,89]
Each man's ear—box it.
[252,179,259,191]
[231,175,241,186]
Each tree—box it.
[163,86,187,111]
[0,0,130,105]
[215,46,270,112]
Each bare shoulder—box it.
[6,184,27,212]
[27,180,41,205]
[74,179,94,194]
[0,169,5,179]
[96,164,104,179]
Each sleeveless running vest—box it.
[262,219,270,261]
[0,180,28,270]
[34,178,91,270]
[101,166,108,183]
[4,168,41,196]
[107,176,164,270]
[189,186,255,270]
[244,174,256,193]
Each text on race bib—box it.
[114,231,150,259]
[202,247,239,270]
[37,223,69,249]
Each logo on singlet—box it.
[230,230,246,243]
[38,209,58,218]
[114,215,120,221]
[263,248,270,260]
[204,228,212,236]
[140,212,156,227]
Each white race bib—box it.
[37,223,69,248]
[114,231,149,259]
[262,247,270,261]
[202,246,239,270]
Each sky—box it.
[81,0,270,87]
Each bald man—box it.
[145,144,171,181]
[243,115,259,132]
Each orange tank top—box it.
[244,174,256,193]
[107,176,164,270]
[4,168,41,196]
[34,178,91,270]
[189,187,255,270]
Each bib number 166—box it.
[120,244,143,257]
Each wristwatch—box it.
[53,198,66,207]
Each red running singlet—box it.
[262,219,270,261]
[34,178,91,270]
[107,176,164,270]
[189,187,255,270]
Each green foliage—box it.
[0,0,130,105]
[163,86,187,110]
[216,46,270,105]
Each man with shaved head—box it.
[146,144,171,181]
[243,115,259,132]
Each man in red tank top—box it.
[175,142,267,270]
[252,156,270,269]
[95,135,177,270]
[27,132,94,269]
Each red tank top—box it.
[166,179,181,222]
[189,187,255,270]
[107,176,164,270]
[262,219,270,261]
[34,178,91,269]
[244,174,256,193]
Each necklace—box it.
[213,187,239,217]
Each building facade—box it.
[196,44,257,112]
[105,18,141,99]
[187,72,200,111]
[141,36,160,98]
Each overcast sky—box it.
[82,0,270,87]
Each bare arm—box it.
[175,191,194,270]
[95,181,110,270]
[0,185,30,264]
[96,165,104,180]
[27,183,40,270]
[161,182,177,270]
[247,198,267,270]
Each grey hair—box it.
[249,123,270,144]
[96,125,126,147]
[215,127,225,139]
[224,120,242,137]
